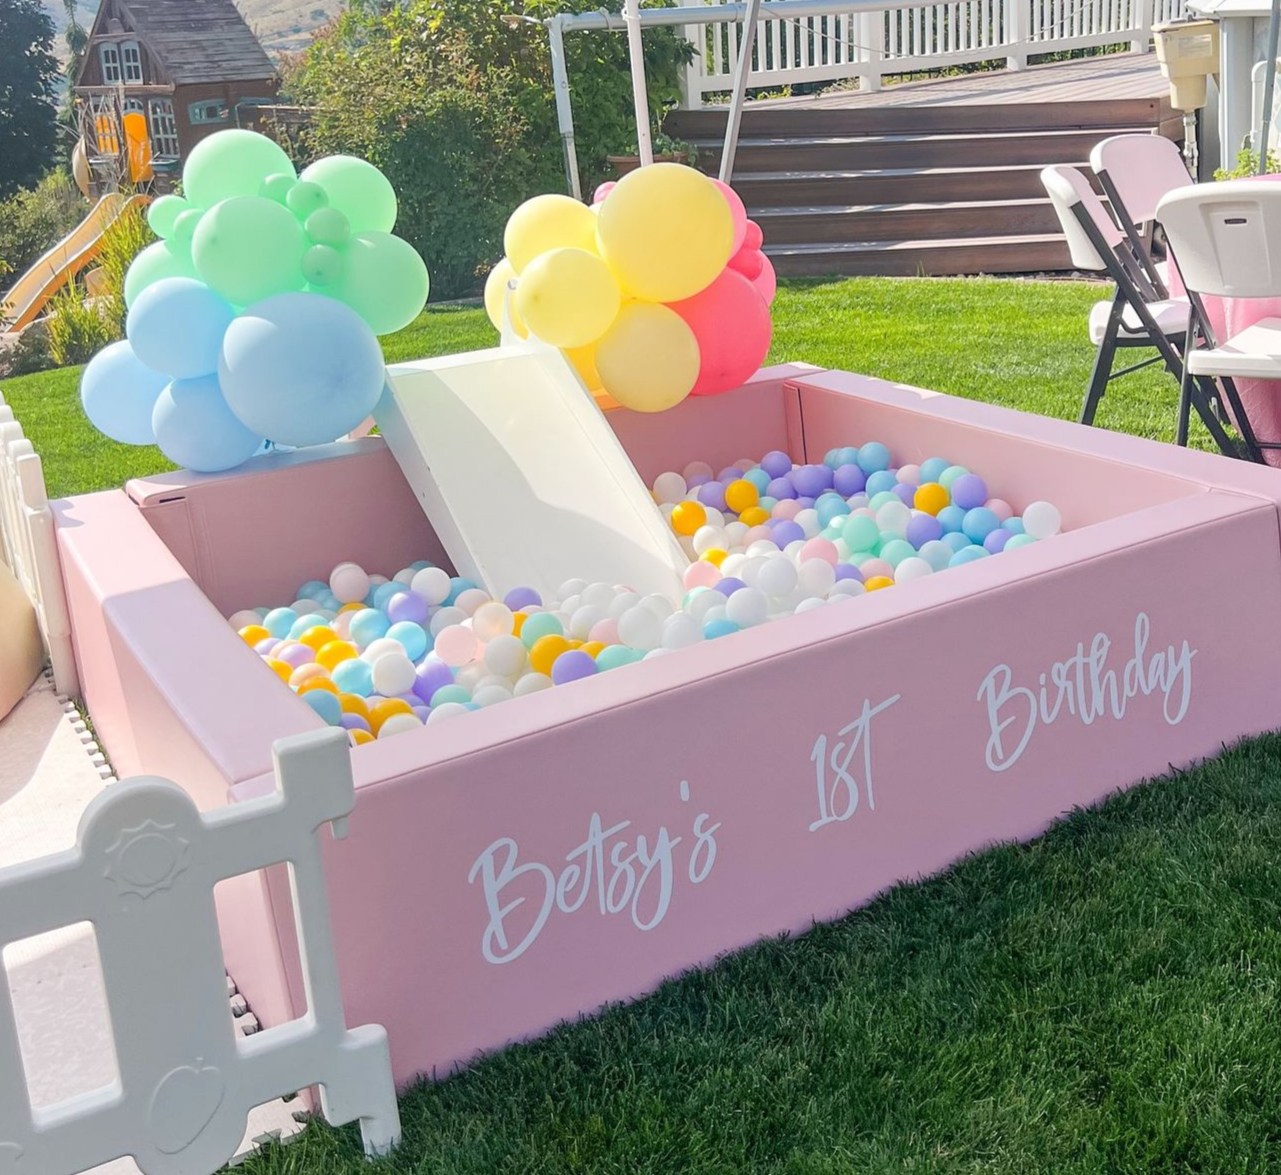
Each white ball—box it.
[660,502,677,520]
[897,463,921,484]
[372,652,416,697]
[229,609,260,629]
[485,634,528,677]
[378,713,423,738]
[894,557,933,583]
[473,684,514,708]
[703,507,727,529]
[757,556,798,598]
[513,672,554,697]
[795,508,820,539]
[1022,501,1062,540]
[723,521,749,547]
[316,608,337,621]
[686,590,722,622]
[798,559,836,597]
[726,586,769,627]
[662,611,704,649]
[644,647,673,660]
[429,606,467,637]
[794,596,828,614]
[411,567,451,605]
[369,574,389,588]
[702,604,729,625]
[747,539,780,558]
[693,525,728,555]
[739,556,767,587]
[581,582,616,609]
[362,637,405,664]
[608,591,641,619]
[474,673,513,692]
[472,601,514,641]
[558,578,588,600]
[617,605,662,650]
[830,578,868,597]
[455,663,487,691]
[639,594,674,620]
[427,702,469,723]
[653,471,687,504]
[734,457,755,472]
[876,501,910,536]
[570,605,608,639]
[329,562,371,605]
[847,494,869,511]
[720,554,748,578]
[783,540,806,562]
[918,540,953,571]
[454,588,491,616]
[684,460,714,481]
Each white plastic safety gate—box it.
[0,390,77,698]
[0,727,401,1175]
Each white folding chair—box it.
[1091,134,1193,297]
[1039,165,1246,456]
[1159,179,1281,461]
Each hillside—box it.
[44,0,342,58]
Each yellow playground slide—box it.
[1,192,150,333]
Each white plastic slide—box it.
[377,346,689,605]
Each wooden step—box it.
[692,126,1153,172]
[729,163,1104,207]
[667,98,1164,139]
[755,197,1063,244]
[766,234,1072,277]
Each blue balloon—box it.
[151,373,265,473]
[217,292,385,448]
[80,340,169,445]
[126,277,235,379]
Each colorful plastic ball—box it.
[616,606,662,651]
[254,637,277,655]
[949,474,988,510]
[875,501,911,536]
[276,642,314,669]
[347,609,390,649]
[301,690,342,724]
[771,520,805,547]
[857,442,891,474]
[697,482,727,512]
[798,559,836,597]
[949,546,990,567]
[864,576,894,591]
[1022,501,1062,540]
[939,465,969,490]
[913,484,950,516]
[329,562,370,605]
[520,612,563,648]
[725,586,768,627]
[918,457,949,483]
[503,586,542,611]
[377,713,423,738]
[372,582,402,610]
[262,607,297,639]
[800,537,838,566]
[551,649,598,685]
[332,657,374,696]
[892,483,917,507]
[386,591,428,626]
[702,617,740,639]
[444,577,479,606]
[791,465,833,497]
[894,557,933,583]
[941,532,972,554]
[413,659,455,702]
[758,451,790,477]
[529,635,571,676]
[386,621,429,661]
[766,477,796,501]
[743,468,771,493]
[653,471,687,503]
[299,625,338,652]
[724,478,759,513]
[316,639,358,670]
[985,498,1014,523]
[936,505,966,534]
[1005,534,1038,550]
[371,652,416,697]
[841,514,880,553]
[263,657,292,682]
[671,501,708,536]
[918,540,954,571]
[368,697,414,733]
[297,675,338,697]
[429,607,466,637]
[868,491,899,512]
[831,465,864,497]
[239,624,270,646]
[961,507,1000,543]
[1003,517,1026,535]
[879,538,917,568]
[435,625,480,667]
[905,513,943,548]
[834,563,864,583]
[865,470,897,497]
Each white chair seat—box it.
[1187,316,1281,378]
[1155,258,1171,289]
[1089,296,1189,345]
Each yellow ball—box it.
[530,634,571,676]
[298,677,338,696]
[505,194,597,273]
[725,478,759,513]
[289,663,329,690]
[671,500,707,536]
[914,483,950,516]
[739,506,769,527]
[580,641,606,658]
[595,302,698,413]
[264,657,292,682]
[483,257,527,338]
[595,164,734,302]
[564,343,601,391]
[316,639,358,670]
[865,576,895,591]
[238,624,270,646]
[368,697,413,733]
[339,693,371,720]
[299,625,337,652]
[516,248,621,349]
[702,547,728,567]
[511,612,526,637]
[350,729,374,747]
[339,602,365,613]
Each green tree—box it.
[0,0,60,198]
[59,0,89,150]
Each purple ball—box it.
[791,464,833,497]
[686,473,711,488]
[772,520,805,546]
[984,527,1013,554]
[715,577,747,596]
[697,481,727,512]
[892,483,917,507]
[255,637,277,655]
[278,643,314,668]
[413,658,454,702]
[767,476,796,500]
[760,450,792,478]
[834,564,864,583]
[832,464,866,496]
[551,649,598,685]
[339,714,371,733]
[905,513,944,548]
[412,705,430,722]
[386,591,428,625]
[951,474,989,511]
[503,586,542,611]
[796,496,816,510]
[717,466,740,484]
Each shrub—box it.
[280,0,694,298]
[0,172,89,293]
[1214,148,1280,181]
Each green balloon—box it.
[172,207,204,245]
[123,240,198,308]
[300,155,397,235]
[305,207,351,248]
[191,196,307,307]
[183,129,296,211]
[147,195,189,239]
[259,173,296,204]
[328,231,428,334]
[302,244,344,287]
[287,181,328,220]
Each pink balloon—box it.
[670,268,772,397]
[753,253,777,306]
[593,181,616,205]
[743,219,764,252]
[728,247,764,281]
[710,179,748,257]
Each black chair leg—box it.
[1082,294,1123,426]
[1215,376,1266,464]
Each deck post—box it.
[1004,0,1028,70]
[859,10,883,90]
[677,0,702,108]
[1131,0,1153,53]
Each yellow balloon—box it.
[595,164,734,302]
[564,343,602,390]
[484,258,526,338]
[504,194,597,273]
[515,248,621,349]
[595,302,699,413]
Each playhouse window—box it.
[123,97,144,114]
[121,40,143,84]
[99,43,121,84]
[148,98,179,159]
[188,100,230,125]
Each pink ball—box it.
[589,618,619,645]
[800,538,838,566]
[592,181,616,205]
[985,498,1014,522]
[773,499,802,521]
[683,561,721,589]
[753,254,777,306]
[727,247,764,281]
[710,179,749,256]
[860,557,895,580]
[744,525,773,545]
[670,269,772,398]
[743,219,764,252]
[434,625,479,668]
[897,464,921,484]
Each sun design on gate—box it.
[103,820,191,899]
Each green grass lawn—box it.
[6,276,1273,1173]
[1,276,1195,500]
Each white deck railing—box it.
[680,0,1189,102]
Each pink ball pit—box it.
[52,363,1281,1088]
